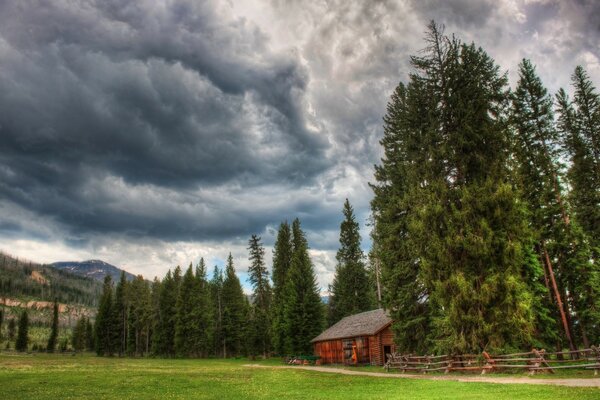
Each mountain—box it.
[0,251,102,307]
[51,260,136,283]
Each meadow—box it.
[1,353,599,399]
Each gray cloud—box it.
[1,0,599,285]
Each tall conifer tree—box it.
[152,270,178,356]
[247,235,272,357]
[271,221,292,355]
[113,271,129,356]
[210,265,225,357]
[221,254,246,357]
[47,298,59,353]
[283,218,324,354]
[15,309,29,352]
[95,275,114,356]
[372,22,535,353]
[328,199,373,326]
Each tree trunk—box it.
[542,244,576,352]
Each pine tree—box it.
[247,235,272,357]
[328,199,373,326]
[372,22,535,353]
[283,218,324,354]
[86,317,94,352]
[47,298,59,353]
[95,275,114,356]
[221,254,246,357]
[194,258,213,357]
[8,318,16,341]
[271,221,292,355]
[72,316,87,352]
[175,264,200,356]
[210,265,224,357]
[127,275,152,356]
[370,77,433,354]
[152,270,178,356]
[555,67,600,345]
[113,271,129,356]
[15,309,29,352]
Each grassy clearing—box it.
[0,353,599,399]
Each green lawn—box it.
[0,353,599,399]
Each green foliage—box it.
[271,221,292,355]
[372,22,536,354]
[175,262,213,357]
[555,66,600,345]
[8,318,16,341]
[46,299,59,353]
[126,275,152,356]
[95,276,115,356]
[247,235,272,357]
[15,309,29,352]
[210,265,225,357]
[152,270,178,356]
[0,252,102,307]
[72,316,88,352]
[113,271,128,356]
[282,219,324,354]
[328,199,374,326]
[221,254,247,357]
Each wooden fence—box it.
[384,346,600,375]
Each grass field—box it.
[1,354,599,399]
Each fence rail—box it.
[384,346,600,375]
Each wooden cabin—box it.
[311,308,395,366]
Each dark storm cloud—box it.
[0,0,331,240]
[410,0,495,28]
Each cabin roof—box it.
[311,308,392,343]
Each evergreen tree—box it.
[15,309,29,352]
[271,221,292,355]
[72,316,87,352]
[0,308,3,340]
[95,275,115,356]
[247,235,272,357]
[86,317,94,351]
[47,298,59,353]
[152,270,178,356]
[210,265,224,357]
[194,258,213,357]
[372,22,535,353]
[8,318,16,341]
[113,271,129,356]
[221,254,246,357]
[127,275,152,356]
[283,218,324,354]
[328,199,373,326]
[175,264,200,356]
[555,67,600,345]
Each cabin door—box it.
[383,345,392,364]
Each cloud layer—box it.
[1,0,599,289]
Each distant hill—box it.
[51,260,136,283]
[0,252,102,307]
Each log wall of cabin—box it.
[313,325,394,366]
[368,326,395,365]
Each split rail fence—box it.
[384,346,600,375]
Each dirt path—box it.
[244,364,600,388]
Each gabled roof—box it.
[311,308,392,343]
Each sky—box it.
[1,0,599,292]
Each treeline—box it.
[0,252,102,307]
[89,218,327,358]
[371,22,600,355]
